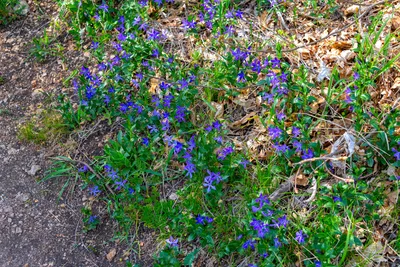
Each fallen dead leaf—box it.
[106,248,117,262]
[230,111,257,128]
[332,41,352,50]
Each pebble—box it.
[27,164,41,176]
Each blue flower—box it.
[295,230,307,244]
[89,185,101,196]
[273,237,282,248]
[147,28,160,40]
[237,70,246,82]
[166,236,179,247]
[301,148,314,160]
[88,215,98,223]
[184,160,196,178]
[142,137,150,147]
[243,239,256,250]
[98,2,109,12]
[268,126,282,140]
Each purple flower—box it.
[152,49,160,58]
[292,127,301,137]
[217,147,234,160]
[256,193,270,206]
[142,137,150,147]
[98,2,109,12]
[166,236,179,247]
[237,70,246,82]
[78,165,88,173]
[187,135,196,151]
[273,143,289,153]
[276,111,286,121]
[214,136,223,144]
[243,239,256,250]
[117,32,127,42]
[251,59,262,73]
[295,230,307,244]
[273,237,282,248]
[175,106,186,122]
[301,148,314,160]
[161,119,170,131]
[263,93,274,104]
[195,215,213,225]
[89,185,101,196]
[271,57,281,68]
[293,140,303,153]
[147,28,160,40]
[114,179,127,190]
[333,196,342,202]
[235,10,243,19]
[128,188,135,195]
[354,72,360,80]
[231,48,248,61]
[268,126,283,140]
[225,25,234,36]
[225,10,234,19]
[315,261,322,267]
[173,141,184,155]
[91,41,99,49]
[159,81,170,90]
[182,19,196,30]
[261,252,269,258]
[277,215,289,228]
[240,159,250,168]
[205,124,213,132]
[392,148,400,161]
[93,13,100,21]
[212,120,222,130]
[88,215,98,223]
[184,161,196,178]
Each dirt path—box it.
[0,2,122,266]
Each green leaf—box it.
[183,248,200,266]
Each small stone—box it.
[27,165,41,176]
[8,218,12,223]
[14,0,29,16]
[16,192,30,202]
[7,148,18,155]
[169,193,179,200]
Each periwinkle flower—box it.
[392,148,400,161]
[166,236,179,247]
[142,137,150,147]
[301,148,314,160]
[292,127,301,137]
[184,160,196,178]
[98,2,109,12]
[243,239,256,250]
[237,71,246,82]
[89,185,101,196]
[182,19,196,30]
[295,230,307,244]
[268,126,282,140]
[273,237,282,248]
[271,57,281,68]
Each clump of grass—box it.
[18,110,68,145]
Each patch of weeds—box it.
[0,75,5,85]
[18,110,69,145]
[0,0,25,25]
[29,30,64,62]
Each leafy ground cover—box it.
[36,0,400,266]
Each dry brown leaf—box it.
[148,78,159,94]
[211,102,224,118]
[391,77,400,90]
[230,112,257,128]
[106,248,117,262]
[296,173,309,186]
[332,41,352,51]
[391,16,400,31]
